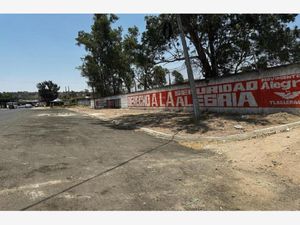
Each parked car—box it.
[7,102,18,109]
[25,104,33,108]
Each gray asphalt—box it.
[0,108,232,211]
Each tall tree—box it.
[119,26,140,93]
[77,14,137,97]
[143,14,300,78]
[36,81,60,106]
[125,25,170,90]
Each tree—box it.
[36,81,60,106]
[84,89,90,97]
[122,26,140,92]
[134,47,156,90]
[151,66,168,88]
[143,14,300,78]
[76,14,175,94]
[172,70,184,84]
[0,92,14,100]
[134,18,170,90]
[77,14,135,97]
[122,23,171,90]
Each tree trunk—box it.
[181,15,215,78]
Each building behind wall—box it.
[77,97,91,107]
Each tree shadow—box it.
[110,112,211,133]
[89,110,299,134]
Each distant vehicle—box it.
[25,104,33,108]
[7,102,18,109]
[35,102,45,107]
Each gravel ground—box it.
[1,108,300,210]
[69,106,300,137]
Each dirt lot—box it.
[66,106,300,210]
[69,106,300,137]
[1,107,300,210]
[179,128,300,210]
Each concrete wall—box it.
[92,94,127,109]
[77,99,91,106]
[92,63,300,114]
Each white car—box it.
[25,104,32,108]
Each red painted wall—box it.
[127,73,300,109]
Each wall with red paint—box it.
[93,63,300,114]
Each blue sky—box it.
[0,14,299,92]
[0,14,147,92]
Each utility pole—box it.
[92,85,96,109]
[177,14,201,120]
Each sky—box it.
[0,14,299,92]
[0,14,147,92]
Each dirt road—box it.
[0,108,299,210]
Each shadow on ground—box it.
[88,111,291,134]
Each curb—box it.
[140,121,300,142]
[67,108,300,143]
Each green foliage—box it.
[76,14,134,97]
[0,92,39,102]
[0,92,14,100]
[172,70,184,84]
[76,14,299,95]
[151,66,168,88]
[143,14,300,78]
[76,14,172,93]
[36,81,60,106]
[136,65,168,90]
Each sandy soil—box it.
[179,127,300,210]
[69,106,300,137]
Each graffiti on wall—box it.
[127,73,300,108]
[260,74,300,107]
